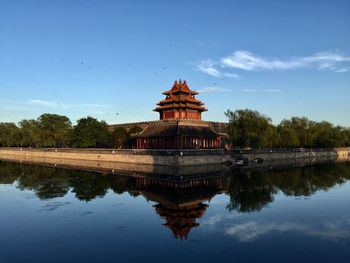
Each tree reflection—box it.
[225,172,277,213]
[0,160,350,214]
[225,162,350,213]
[69,171,110,201]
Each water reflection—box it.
[226,162,350,213]
[0,160,350,239]
[224,219,350,242]
[137,175,224,239]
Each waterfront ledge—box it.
[0,147,349,167]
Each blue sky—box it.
[0,0,349,126]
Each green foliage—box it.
[280,117,314,147]
[128,125,143,135]
[109,125,143,149]
[36,114,72,147]
[311,122,348,147]
[112,127,128,148]
[18,119,40,147]
[70,117,113,148]
[1,110,349,149]
[226,109,350,148]
[225,109,275,148]
[1,114,71,148]
[277,126,299,147]
[0,123,21,147]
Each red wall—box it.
[161,110,201,120]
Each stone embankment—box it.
[0,147,348,170]
[232,147,350,162]
[0,148,230,167]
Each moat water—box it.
[0,160,350,263]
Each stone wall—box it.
[232,148,350,161]
[1,147,348,170]
[0,148,231,167]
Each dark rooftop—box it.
[135,120,219,138]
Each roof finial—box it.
[179,78,182,84]
[183,80,186,84]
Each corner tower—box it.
[134,80,221,149]
[154,79,207,120]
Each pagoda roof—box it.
[163,79,198,95]
[135,120,219,138]
[153,80,209,117]
[154,103,207,112]
[154,203,208,239]
[158,94,205,105]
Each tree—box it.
[344,128,350,146]
[70,117,112,148]
[282,117,314,147]
[225,109,274,148]
[128,125,143,135]
[112,127,128,148]
[0,122,21,147]
[277,121,300,147]
[18,119,40,147]
[37,114,72,147]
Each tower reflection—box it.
[135,175,224,239]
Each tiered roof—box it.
[136,120,219,138]
[154,203,207,239]
[154,79,207,113]
[138,176,224,239]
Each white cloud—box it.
[334,68,349,73]
[29,99,57,106]
[197,50,350,77]
[197,60,222,77]
[222,50,350,71]
[198,87,232,93]
[264,89,282,93]
[243,89,257,92]
[223,73,240,79]
[197,60,240,79]
[221,50,301,70]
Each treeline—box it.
[226,109,350,148]
[1,111,349,149]
[0,114,142,148]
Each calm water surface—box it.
[0,160,350,263]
